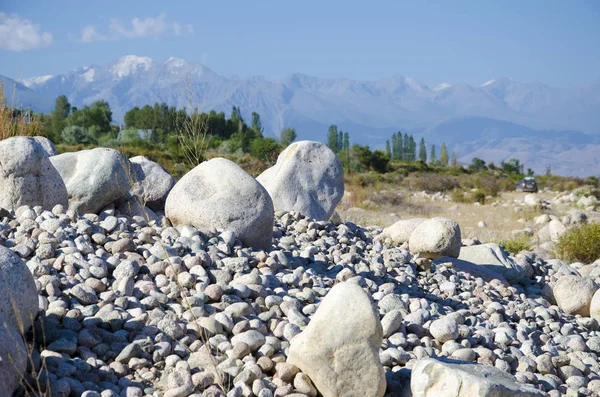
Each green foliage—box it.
[250,137,281,161]
[61,126,97,145]
[451,151,457,166]
[554,222,600,264]
[327,124,338,152]
[440,143,449,166]
[470,157,487,172]
[251,112,264,138]
[51,95,71,142]
[430,144,437,165]
[280,127,297,147]
[498,235,532,255]
[418,138,427,162]
[501,158,523,175]
[353,144,389,173]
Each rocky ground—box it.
[1,137,600,397]
[1,203,599,397]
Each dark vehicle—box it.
[516,177,538,193]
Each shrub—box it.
[498,235,532,255]
[409,174,459,193]
[554,222,600,264]
[473,190,486,205]
[451,189,473,204]
[61,126,97,145]
[249,137,281,162]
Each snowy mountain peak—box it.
[110,55,154,78]
[81,68,96,82]
[433,82,452,91]
[21,75,54,88]
[481,79,496,87]
[165,57,186,68]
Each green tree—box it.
[251,112,264,138]
[451,150,457,166]
[338,131,344,152]
[470,157,487,172]
[250,137,280,161]
[440,143,449,166]
[343,132,350,171]
[386,140,392,159]
[327,125,338,152]
[501,158,523,174]
[418,137,427,162]
[280,127,297,146]
[430,144,437,164]
[51,95,71,142]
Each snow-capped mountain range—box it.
[3,55,600,176]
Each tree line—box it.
[10,91,530,177]
[326,126,458,173]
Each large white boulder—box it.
[379,218,426,245]
[548,219,567,242]
[411,358,545,397]
[257,141,344,221]
[32,136,58,156]
[409,218,462,259]
[165,158,274,250]
[129,156,175,211]
[458,243,524,283]
[0,313,28,396]
[0,136,68,211]
[553,275,598,316]
[50,148,133,214]
[523,194,540,207]
[0,246,38,332]
[591,289,600,322]
[287,282,386,397]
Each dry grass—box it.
[339,176,557,243]
[0,82,43,140]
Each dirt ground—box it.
[337,189,559,243]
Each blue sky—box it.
[1,0,599,87]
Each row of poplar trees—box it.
[386,131,454,166]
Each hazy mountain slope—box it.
[0,74,53,112]
[11,55,600,176]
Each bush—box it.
[61,126,97,145]
[408,174,459,193]
[498,235,532,255]
[473,190,486,205]
[554,222,600,263]
[249,137,281,162]
[451,189,473,204]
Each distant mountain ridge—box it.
[4,55,600,176]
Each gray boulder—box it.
[411,358,545,396]
[458,243,524,283]
[50,148,133,214]
[553,275,598,316]
[287,282,386,397]
[32,136,58,156]
[408,218,462,259]
[379,218,426,245]
[165,158,274,250]
[524,194,540,207]
[0,313,28,396]
[257,141,344,221]
[129,156,175,211]
[548,219,567,242]
[0,246,38,332]
[0,136,68,211]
